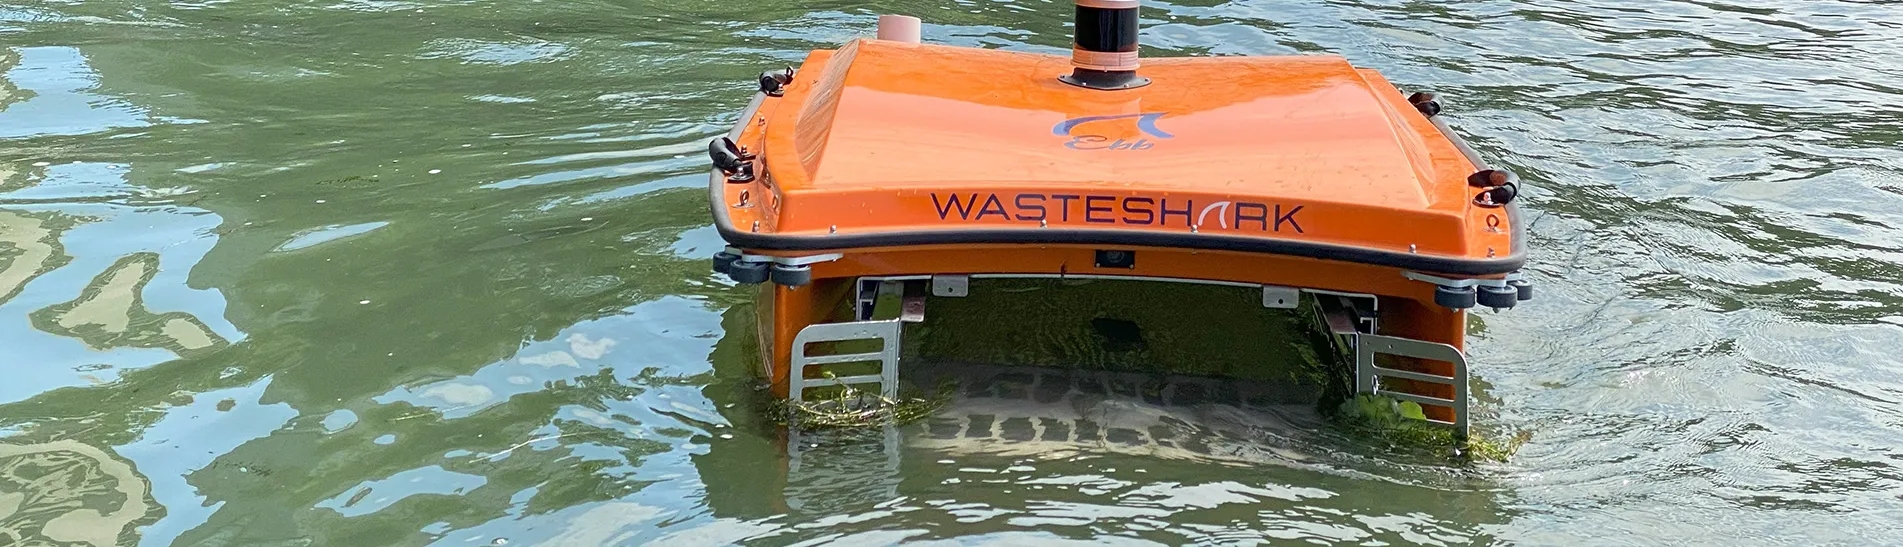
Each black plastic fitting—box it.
[1407,92,1442,118]
[709,137,754,183]
[759,67,795,97]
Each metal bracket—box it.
[931,274,969,297]
[1319,298,1361,336]
[790,320,902,403]
[1316,293,1379,341]
[1261,285,1300,309]
[855,278,932,321]
[900,289,926,323]
[1403,270,1523,289]
[730,247,843,266]
[1354,333,1469,438]
[854,279,884,321]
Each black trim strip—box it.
[707,92,1528,277]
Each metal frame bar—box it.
[726,247,843,266]
[959,272,1260,288]
[1315,294,1374,337]
[1403,270,1526,289]
[851,274,1381,312]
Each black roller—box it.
[712,251,739,274]
[728,260,768,284]
[1477,285,1518,309]
[770,263,812,287]
[1434,285,1476,309]
[1510,279,1533,301]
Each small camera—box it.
[1094,249,1135,269]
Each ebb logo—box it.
[1051,112,1173,151]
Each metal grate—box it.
[1354,333,1469,437]
[790,319,902,403]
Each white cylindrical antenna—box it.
[876,15,922,43]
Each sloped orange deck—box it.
[713,38,1522,276]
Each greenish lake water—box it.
[2,0,1901,545]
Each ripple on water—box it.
[1,0,1902,545]
[0,47,150,139]
[274,221,390,252]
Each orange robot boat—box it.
[706,2,1532,440]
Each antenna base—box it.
[1060,68,1151,90]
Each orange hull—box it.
[706,25,1533,441]
[713,39,1524,276]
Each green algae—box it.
[1330,393,1530,462]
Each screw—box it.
[1409,244,1418,253]
[751,221,760,232]
[829,225,837,234]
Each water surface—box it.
[2,0,1902,545]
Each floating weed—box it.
[764,373,955,430]
[1330,393,1530,463]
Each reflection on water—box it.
[1,0,1902,544]
[0,47,153,140]
[904,364,1327,467]
[31,252,225,355]
[0,440,156,547]
[0,48,20,112]
[0,209,65,305]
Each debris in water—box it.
[1331,393,1530,462]
[767,374,954,430]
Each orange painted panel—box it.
[719,38,1516,263]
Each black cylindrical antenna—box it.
[1060,0,1150,90]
